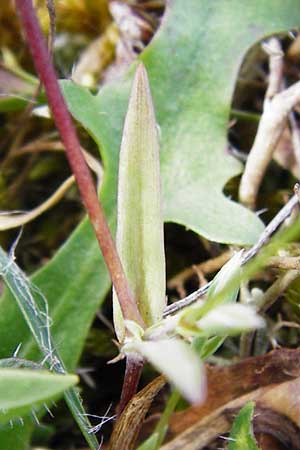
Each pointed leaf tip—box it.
[113,64,166,342]
[228,402,259,450]
[135,62,148,80]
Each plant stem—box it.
[260,269,300,313]
[117,354,144,416]
[15,0,143,328]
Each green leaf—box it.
[113,64,166,342]
[0,368,77,424]
[0,421,33,450]
[0,220,111,369]
[192,336,225,360]
[61,1,300,247]
[0,247,99,450]
[0,191,110,450]
[204,252,243,309]
[136,432,160,450]
[228,402,260,450]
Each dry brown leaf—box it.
[161,388,266,450]
[162,379,300,450]
[168,348,300,436]
[108,375,165,450]
[158,349,300,450]
[259,377,300,427]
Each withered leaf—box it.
[169,348,300,435]
[109,375,165,450]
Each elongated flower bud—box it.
[113,64,166,342]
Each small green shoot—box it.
[228,402,261,450]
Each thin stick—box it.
[46,0,56,56]
[167,250,232,291]
[239,38,293,209]
[267,255,300,270]
[163,282,211,316]
[164,193,299,316]
[15,0,143,328]
[289,111,300,176]
[260,269,300,313]
[241,194,299,263]
[262,38,284,102]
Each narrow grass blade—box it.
[136,389,180,450]
[0,246,99,450]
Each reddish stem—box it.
[117,354,144,416]
[15,0,143,328]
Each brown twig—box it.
[46,0,56,57]
[10,138,62,157]
[15,0,143,328]
[262,38,284,102]
[7,138,104,191]
[163,282,211,317]
[239,38,300,209]
[260,269,300,313]
[267,255,300,270]
[167,250,232,292]
[241,194,299,264]
[4,153,37,204]
[289,111,300,176]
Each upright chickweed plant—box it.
[113,64,265,405]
